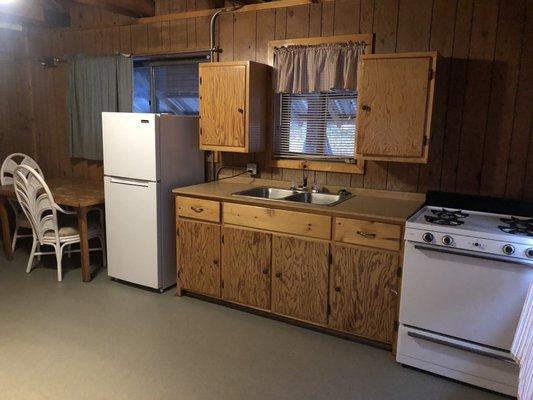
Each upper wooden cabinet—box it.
[356,52,438,163]
[199,61,271,153]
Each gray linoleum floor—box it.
[0,245,509,400]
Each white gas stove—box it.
[397,194,533,397]
[406,207,533,265]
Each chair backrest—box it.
[1,153,43,186]
[13,165,59,243]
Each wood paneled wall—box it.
[22,0,533,200]
[0,28,35,165]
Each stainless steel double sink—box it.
[232,187,352,206]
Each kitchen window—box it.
[133,55,208,115]
[274,91,357,162]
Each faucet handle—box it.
[311,184,322,193]
[337,188,352,196]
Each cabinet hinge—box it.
[394,321,399,332]
[428,68,434,80]
[328,253,333,265]
[221,280,224,289]
[221,234,224,244]
[176,227,179,236]
[327,304,331,315]
[199,127,202,135]
[397,267,402,278]
[422,136,428,146]
[199,77,202,85]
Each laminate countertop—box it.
[172,179,425,224]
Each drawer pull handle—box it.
[190,206,204,213]
[357,231,376,239]
[275,272,282,278]
[390,288,398,296]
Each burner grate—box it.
[498,217,533,237]
[424,209,469,226]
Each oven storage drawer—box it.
[396,325,519,396]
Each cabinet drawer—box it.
[176,196,220,223]
[223,203,331,240]
[334,218,401,251]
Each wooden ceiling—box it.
[0,0,155,27]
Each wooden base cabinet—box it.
[221,227,271,310]
[329,245,399,344]
[177,219,221,298]
[271,235,329,325]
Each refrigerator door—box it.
[104,176,160,288]
[102,112,160,181]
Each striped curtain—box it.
[512,282,533,399]
[273,42,365,93]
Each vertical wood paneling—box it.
[455,0,499,194]
[479,0,526,197]
[12,0,533,200]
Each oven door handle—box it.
[407,331,516,364]
[413,243,533,268]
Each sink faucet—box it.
[291,168,308,191]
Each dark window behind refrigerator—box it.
[133,55,207,115]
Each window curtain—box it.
[273,42,365,93]
[68,54,133,160]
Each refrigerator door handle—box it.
[109,177,150,188]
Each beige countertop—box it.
[173,178,425,224]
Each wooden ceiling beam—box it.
[70,0,155,17]
[0,0,70,27]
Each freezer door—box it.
[104,176,160,288]
[102,112,160,181]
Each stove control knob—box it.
[502,244,515,255]
[525,248,533,258]
[442,235,453,246]
[422,232,434,243]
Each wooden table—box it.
[0,177,105,282]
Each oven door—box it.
[400,241,533,350]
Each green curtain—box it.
[67,54,132,160]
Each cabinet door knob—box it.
[390,288,398,296]
[275,272,282,278]
[335,286,341,292]
[262,268,269,275]
[237,108,244,113]
[361,104,371,112]
[213,260,219,266]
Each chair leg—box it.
[99,234,107,268]
[56,247,63,282]
[67,244,72,258]
[11,227,18,252]
[36,243,41,261]
[26,237,37,273]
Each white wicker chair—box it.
[13,165,106,282]
[0,153,43,252]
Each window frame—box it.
[133,52,209,114]
[266,34,373,175]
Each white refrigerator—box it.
[102,112,204,291]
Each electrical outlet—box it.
[246,163,259,178]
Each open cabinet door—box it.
[356,52,438,163]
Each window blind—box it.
[273,91,357,161]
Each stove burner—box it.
[424,209,469,226]
[498,217,533,237]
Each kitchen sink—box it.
[232,187,352,206]
[232,187,296,200]
[283,192,349,206]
